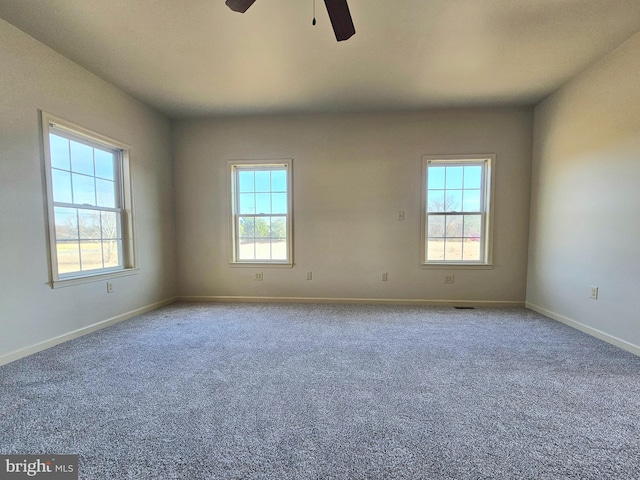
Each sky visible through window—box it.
[238,169,287,215]
[235,166,289,262]
[427,165,482,213]
[49,134,116,208]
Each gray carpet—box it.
[1,302,640,479]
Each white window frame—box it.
[421,154,495,268]
[41,112,137,288]
[228,159,293,266]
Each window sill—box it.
[229,262,294,269]
[51,268,139,289]
[421,263,494,270]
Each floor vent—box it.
[454,306,476,310]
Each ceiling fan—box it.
[225,0,356,42]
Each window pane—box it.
[444,238,462,261]
[101,211,120,240]
[423,158,489,264]
[239,217,255,238]
[238,240,255,260]
[80,240,103,271]
[462,238,481,261]
[272,193,287,214]
[462,189,481,212]
[427,239,445,261]
[463,215,482,239]
[445,167,463,189]
[427,215,445,238]
[238,171,254,193]
[444,190,462,212]
[54,207,78,240]
[78,210,101,240]
[72,174,96,206]
[240,217,255,238]
[103,239,121,268]
[255,241,271,260]
[271,239,287,260]
[49,134,70,171]
[96,179,116,208]
[445,215,463,237]
[255,171,270,192]
[464,166,482,189]
[57,242,80,274]
[70,141,94,176]
[270,216,286,239]
[255,218,269,238]
[427,190,445,212]
[239,194,255,214]
[95,149,115,180]
[428,166,445,189]
[232,162,291,263]
[271,170,287,192]
[256,193,271,214]
[52,169,73,203]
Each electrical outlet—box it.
[398,211,405,221]
[255,272,263,281]
[590,286,598,300]
[382,272,388,281]
[106,282,114,293]
[306,272,313,280]
[444,275,455,284]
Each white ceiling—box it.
[1,0,640,119]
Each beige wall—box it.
[173,108,533,303]
[527,33,640,352]
[0,19,177,362]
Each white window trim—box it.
[420,154,495,268]
[228,159,293,267]
[41,111,138,288]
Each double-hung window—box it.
[42,112,135,286]
[422,155,494,266]
[229,160,292,265]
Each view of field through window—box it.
[49,133,123,275]
[426,163,485,262]
[236,167,288,261]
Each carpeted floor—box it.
[1,302,639,479]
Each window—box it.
[41,112,135,286]
[422,155,494,266]
[229,160,292,265]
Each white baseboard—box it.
[0,297,177,367]
[179,295,524,308]
[526,302,640,357]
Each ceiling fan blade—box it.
[225,0,257,13]
[323,0,356,41]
